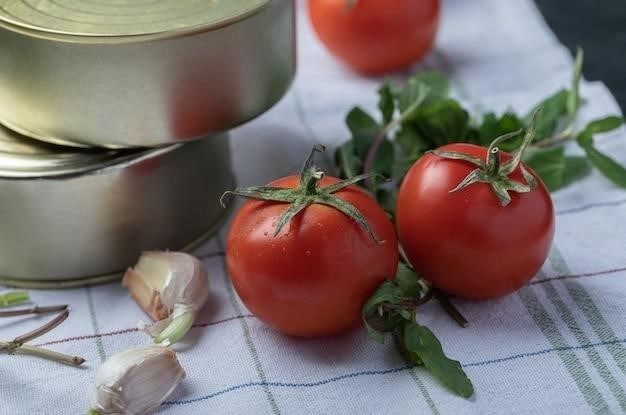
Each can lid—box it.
[0,124,147,178]
[0,0,271,39]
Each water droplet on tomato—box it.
[305,250,311,256]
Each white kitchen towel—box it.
[1,1,625,414]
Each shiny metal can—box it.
[0,126,234,287]
[0,0,295,148]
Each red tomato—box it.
[308,0,440,74]
[226,175,398,337]
[396,143,555,300]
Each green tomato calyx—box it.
[220,145,384,244]
[431,109,541,206]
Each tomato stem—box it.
[486,147,500,177]
[431,109,542,207]
[221,146,384,243]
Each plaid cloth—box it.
[2,0,626,413]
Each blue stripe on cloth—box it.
[556,198,626,216]
[163,338,626,407]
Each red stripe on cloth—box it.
[531,266,626,285]
[34,314,254,347]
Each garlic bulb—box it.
[123,251,209,346]
[88,346,186,415]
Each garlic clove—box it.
[89,346,186,415]
[122,268,169,321]
[123,251,209,346]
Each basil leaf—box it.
[476,112,524,149]
[335,141,362,180]
[404,321,474,398]
[567,48,584,119]
[524,146,566,191]
[399,309,413,321]
[408,71,450,105]
[526,89,568,140]
[395,263,421,299]
[396,125,427,156]
[584,146,626,188]
[575,116,626,187]
[414,99,470,147]
[362,279,401,317]
[375,187,397,218]
[576,116,624,146]
[561,156,591,188]
[373,138,395,177]
[378,82,395,125]
[362,279,405,343]
[363,319,385,344]
[346,107,380,159]
[392,155,419,179]
[397,80,431,122]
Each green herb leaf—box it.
[395,263,422,299]
[373,138,395,177]
[407,71,450,105]
[567,48,584,119]
[525,89,568,140]
[576,116,624,147]
[583,146,626,188]
[362,280,401,316]
[397,80,431,122]
[335,141,362,180]
[562,156,591,188]
[576,116,626,187]
[362,279,403,343]
[404,321,474,398]
[363,319,385,344]
[476,112,525,149]
[413,99,470,148]
[378,81,395,125]
[396,125,427,156]
[346,107,380,159]
[523,146,566,191]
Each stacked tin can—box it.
[0,0,296,287]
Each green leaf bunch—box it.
[336,48,625,216]
[362,264,474,398]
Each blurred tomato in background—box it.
[308,0,440,74]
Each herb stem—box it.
[0,341,85,366]
[532,124,576,148]
[0,305,68,318]
[434,290,468,328]
[14,309,69,344]
[363,123,394,190]
[0,290,29,308]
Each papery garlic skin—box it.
[123,251,209,345]
[89,346,186,415]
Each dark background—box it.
[535,0,626,112]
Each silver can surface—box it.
[0,126,234,287]
[0,0,295,148]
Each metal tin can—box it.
[0,0,295,148]
[0,125,234,287]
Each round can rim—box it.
[0,0,272,44]
[0,142,178,179]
